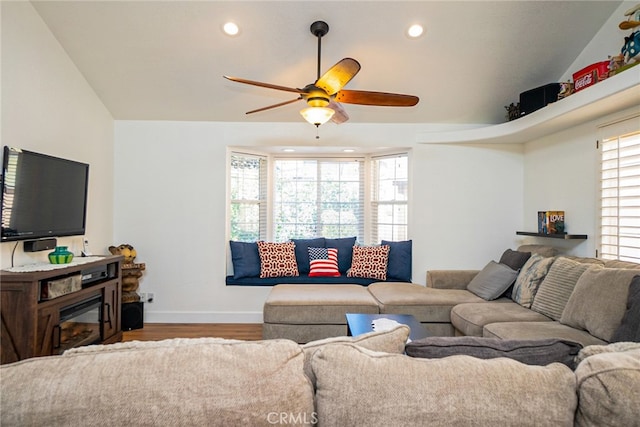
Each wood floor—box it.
[122,323,263,342]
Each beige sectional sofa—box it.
[264,245,640,347]
[2,328,639,426]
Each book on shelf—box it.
[537,211,565,234]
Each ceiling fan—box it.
[223,21,419,127]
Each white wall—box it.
[0,2,115,269]
[522,105,640,257]
[114,120,524,322]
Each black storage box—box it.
[519,83,561,116]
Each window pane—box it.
[371,154,409,243]
[600,124,640,262]
[230,153,267,241]
[274,158,364,242]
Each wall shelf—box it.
[516,231,587,240]
[417,70,640,144]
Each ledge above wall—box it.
[416,70,640,145]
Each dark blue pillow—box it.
[229,241,261,279]
[382,239,412,282]
[291,238,326,274]
[325,237,357,273]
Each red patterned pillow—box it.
[308,247,340,277]
[256,241,299,278]
[347,245,390,280]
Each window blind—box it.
[371,153,409,243]
[599,116,640,262]
[229,152,267,242]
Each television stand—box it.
[0,255,123,364]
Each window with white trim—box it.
[371,154,409,242]
[599,116,640,262]
[229,153,267,242]
[228,150,409,244]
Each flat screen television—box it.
[1,146,89,242]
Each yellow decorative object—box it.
[108,243,137,263]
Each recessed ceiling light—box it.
[223,22,240,36]
[407,24,424,38]
[282,148,295,153]
[343,149,355,153]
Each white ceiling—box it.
[31,0,622,125]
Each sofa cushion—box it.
[229,241,261,279]
[611,274,640,342]
[405,336,582,368]
[511,254,555,308]
[466,261,518,301]
[531,257,591,320]
[560,267,638,342]
[347,245,390,280]
[368,282,485,323]
[311,344,577,427]
[381,239,412,282]
[575,341,640,365]
[517,244,558,257]
[451,301,552,337]
[308,247,340,277]
[292,237,326,274]
[257,241,299,278]
[1,339,315,426]
[575,348,640,427]
[302,325,409,385]
[325,236,356,273]
[483,321,607,348]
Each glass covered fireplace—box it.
[55,294,103,354]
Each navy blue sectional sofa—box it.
[226,237,412,286]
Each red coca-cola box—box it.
[572,61,609,92]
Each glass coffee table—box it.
[346,313,430,341]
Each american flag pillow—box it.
[308,247,340,277]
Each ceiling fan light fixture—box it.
[300,106,335,126]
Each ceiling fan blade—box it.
[224,76,305,94]
[328,101,349,124]
[315,58,361,96]
[245,97,302,115]
[335,89,419,107]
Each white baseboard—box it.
[143,311,263,324]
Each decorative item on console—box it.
[109,244,146,303]
[48,246,74,264]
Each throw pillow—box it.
[530,257,591,320]
[466,261,518,301]
[560,266,638,342]
[229,241,261,279]
[308,247,340,277]
[611,275,640,342]
[311,344,576,427]
[291,238,326,274]
[405,336,582,368]
[511,254,555,308]
[499,248,532,270]
[347,245,390,280]
[325,237,357,273]
[498,249,532,298]
[575,341,640,365]
[256,241,299,278]
[381,239,412,282]
[301,325,409,385]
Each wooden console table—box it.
[0,255,123,364]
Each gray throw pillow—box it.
[611,275,640,342]
[466,261,518,300]
[405,336,582,368]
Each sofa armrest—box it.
[426,270,480,290]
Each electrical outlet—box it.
[138,292,146,303]
[147,292,155,303]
